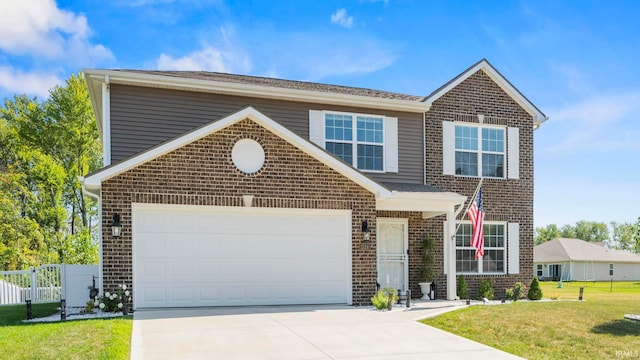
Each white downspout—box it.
[102,76,111,166]
[423,111,427,185]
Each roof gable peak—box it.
[424,59,548,127]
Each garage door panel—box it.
[133,205,351,308]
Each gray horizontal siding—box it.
[110,84,424,184]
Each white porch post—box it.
[445,209,457,300]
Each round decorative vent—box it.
[231,139,265,174]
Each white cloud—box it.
[331,9,354,28]
[546,92,640,152]
[157,44,251,73]
[270,33,397,80]
[0,67,62,99]
[0,0,113,64]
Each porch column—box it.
[445,209,457,300]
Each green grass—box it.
[422,281,640,359]
[0,303,132,360]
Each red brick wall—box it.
[425,70,535,298]
[101,118,377,306]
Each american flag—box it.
[467,186,484,259]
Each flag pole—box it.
[453,178,483,237]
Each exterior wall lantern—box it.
[111,214,123,238]
[361,220,371,241]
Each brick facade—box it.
[425,70,535,299]
[101,118,378,306]
[97,66,539,306]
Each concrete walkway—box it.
[131,301,522,359]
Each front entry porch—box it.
[376,184,467,300]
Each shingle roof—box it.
[113,70,426,102]
[382,182,445,193]
[534,238,640,263]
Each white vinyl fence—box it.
[0,265,62,305]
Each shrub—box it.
[421,237,436,281]
[84,300,95,313]
[457,275,468,300]
[506,282,527,301]
[527,277,543,300]
[371,288,398,310]
[477,278,494,300]
[96,284,131,312]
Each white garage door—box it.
[132,204,352,308]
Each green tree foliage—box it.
[527,277,543,300]
[535,221,610,245]
[0,73,100,269]
[610,220,640,254]
[534,224,561,245]
[573,221,609,243]
[537,220,640,253]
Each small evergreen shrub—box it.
[371,288,398,310]
[477,278,494,300]
[457,275,468,300]
[506,282,527,301]
[527,277,543,300]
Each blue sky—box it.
[1,0,639,228]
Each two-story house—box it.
[82,59,547,309]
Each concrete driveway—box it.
[131,302,521,359]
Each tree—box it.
[0,173,47,270]
[534,224,561,245]
[610,221,637,252]
[45,74,101,234]
[536,221,610,244]
[0,73,101,268]
[573,221,609,243]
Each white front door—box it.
[376,219,408,294]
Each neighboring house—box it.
[534,238,640,281]
[82,59,547,309]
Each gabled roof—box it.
[534,238,640,263]
[82,106,392,199]
[83,69,431,139]
[424,59,548,127]
[112,70,425,102]
[84,59,548,141]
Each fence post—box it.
[30,267,37,303]
[60,299,66,320]
[26,300,32,320]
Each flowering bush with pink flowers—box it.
[95,284,130,312]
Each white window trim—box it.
[455,220,507,275]
[313,110,397,173]
[454,123,506,179]
[536,264,543,277]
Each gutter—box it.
[79,176,100,200]
[84,69,431,113]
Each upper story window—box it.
[455,125,505,178]
[310,110,398,173]
[443,121,519,179]
[325,114,384,171]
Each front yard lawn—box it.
[422,281,640,359]
[0,303,132,360]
